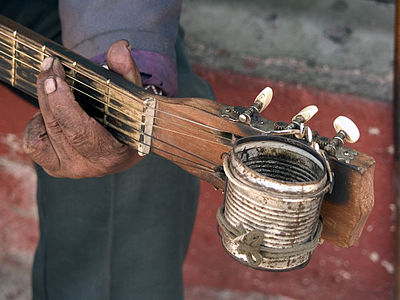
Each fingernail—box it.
[41,57,54,71]
[53,58,61,68]
[122,39,131,51]
[44,77,57,94]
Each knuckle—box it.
[45,118,63,136]
[66,125,89,148]
[63,118,96,148]
[23,118,46,154]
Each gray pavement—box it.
[181,0,394,101]
[0,254,33,300]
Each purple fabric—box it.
[91,50,177,97]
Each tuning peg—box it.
[239,86,273,124]
[253,86,273,113]
[292,105,318,123]
[325,116,360,155]
[285,105,318,131]
[333,116,360,143]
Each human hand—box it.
[23,40,142,178]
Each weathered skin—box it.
[22,40,142,178]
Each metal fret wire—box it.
[0,29,225,169]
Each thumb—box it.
[106,40,142,86]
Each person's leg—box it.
[33,32,214,299]
[33,156,199,300]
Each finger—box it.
[38,57,90,152]
[106,40,142,86]
[41,56,66,79]
[23,111,60,172]
[37,57,63,139]
[37,57,66,118]
[41,59,127,156]
[40,58,91,129]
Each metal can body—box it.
[220,136,330,271]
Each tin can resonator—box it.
[217,135,331,271]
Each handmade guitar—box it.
[0,15,375,269]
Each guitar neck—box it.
[0,14,155,150]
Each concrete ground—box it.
[0,0,396,299]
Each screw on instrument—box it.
[239,86,273,124]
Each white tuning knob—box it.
[292,105,319,122]
[253,86,273,113]
[333,116,360,143]
[238,86,273,124]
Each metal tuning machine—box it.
[221,86,275,130]
[323,116,360,163]
[285,105,318,142]
[220,87,360,163]
[238,87,273,124]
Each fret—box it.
[10,30,16,86]
[0,27,13,84]
[104,79,111,124]
[13,72,37,97]
[0,47,12,84]
[41,45,46,63]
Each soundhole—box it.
[237,144,324,183]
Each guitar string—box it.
[0,41,236,146]
[0,31,145,103]
[152,124,229,146]
[143,131,220,168]
[0,42,235,146]
[0,33,234,138]
[89,113,221,169]
[132,136,218,172]
[0,33,236,168]
[0,50,222,170]
[89,114,220,170]
[89,121,217,172]
[2,52,234,149]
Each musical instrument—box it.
[0,15,375,271]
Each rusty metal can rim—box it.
[229,135,330,195]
